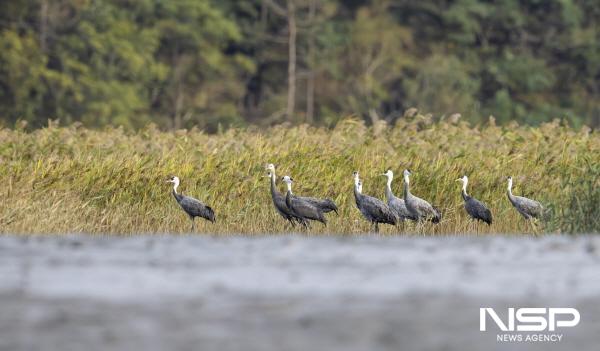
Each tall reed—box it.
[0,116,597,234]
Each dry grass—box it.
[0,116,598,235]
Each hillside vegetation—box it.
[1,1,599,130]
[0,117,598,234]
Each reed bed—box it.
[0,116,598,235]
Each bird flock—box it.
[166,164,544,232]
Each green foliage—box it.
[547,155,600,234]
[0,0,251,130]
[404,55,480,120]
[0,0,599,130]
[0,29,49,124]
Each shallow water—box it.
[1,234,599,351]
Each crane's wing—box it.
[275,192,307,224]
[273,192,294,218]
[514,196,543,218]
[180,195,215,222]
[297,196,338,214]
[412,196,434,216]
[466,198,492,224]
[291,197,326,223]
[412,195,441,223]
[388,196,414,220]
[362,195,398,224]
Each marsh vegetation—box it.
[1,115,598,235]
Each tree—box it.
[0,0,599,129]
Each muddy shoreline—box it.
[1,235,599,351]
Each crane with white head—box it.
[403,169,441,223]
[167,176,215,231]
[353,171,398,232]
[266,164,338,214]
[506,176,543,220]
[381,170,414,222]
[282,175,326,226]
[264,169,305,226]
[456,175,492,225]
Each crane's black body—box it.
[172,190,215,230]
[354,177,398,232]
[297,196,338,214]
[286,190,327,226]
[169,177,215,231]
[462,190,492,225]
[268,173,306,226]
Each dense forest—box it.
[1,0,599,131]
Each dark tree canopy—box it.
[0,0,598,131]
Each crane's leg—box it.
[530,219,539,235]
[522,214,532,234]
[415,221,422,235]
[374,222,379,233]
[190,217,195,232]
[285,219,294,229]
[300,219,309,230]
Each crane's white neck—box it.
[172,179,180,194]
[353,174,360,187]
[462,178,468,194]
[386,174,393,188]
[286,182,293,194]
[507,178,513,195]
[403,174,410,186]
[357,182,363,194]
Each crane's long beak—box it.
[455,179,461,182]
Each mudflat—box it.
[1,234,599,351]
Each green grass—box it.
[0,116,598,235]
